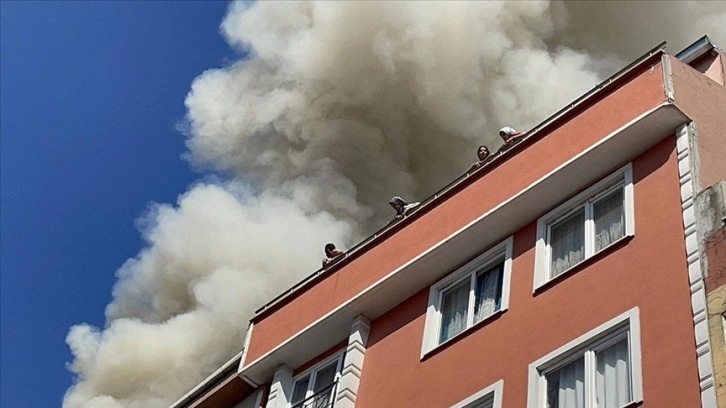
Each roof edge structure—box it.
[251,41,668,320]
[171,350,247,408]
[676,35,716,64]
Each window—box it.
[422,237,513,356]
[534,164,634,290]
[527,308,643,408]
[450,379,503,408]
[291,352,344,408]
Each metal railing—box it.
[291,382,337,408]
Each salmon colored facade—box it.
[173,38,726,408]
[356,137,697,407]
[244,57,668,365]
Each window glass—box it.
[291,376,310,405]
[310,362,337,408]
[313,362,337,393]
[439,279,470,343]
[595,337,631,408]
[471,395,494,408]
[474,264,503,323]
[550,209,585,278]
[535,166,633,289]
[539,330,634,408]
[593,189,625,252]
[291,356,343,408]
[423,238,512,356]
[546,357,585,408]
[531,310,640,408]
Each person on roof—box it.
[499,126,524,144]
[469,145,492,171]
[389,196,420,221]
[322,243,345,268]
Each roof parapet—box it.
[252,41,668,319]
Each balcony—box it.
[291,382,337,408]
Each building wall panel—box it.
[670,55,726,192]
[355,138,700,407]
[244,60,668,366]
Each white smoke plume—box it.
[63,2,726,407]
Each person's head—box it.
[477,145,490,161]
[499,126,515,142]
[325,243,336,256]
[389,196,406,211]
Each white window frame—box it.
[421,237,513,358]
[533,163,634,291]
[450,379,503,408]
[526,307,643,408]
[290,350,345,408]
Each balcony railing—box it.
[291,382,337,408]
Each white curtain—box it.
[439,280,469,342]
[474,264,502,323]
[594,189,624,252]
[550,210,585,277]
[595,338,631,408]
[547,358,585,408]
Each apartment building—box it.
[172,37,726,408]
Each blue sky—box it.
[1,2,236,406]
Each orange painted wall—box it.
[243,60,669,365]
[355,137,700,407]
[670,55,726,192]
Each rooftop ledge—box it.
[253,42,669,320]
[240,102,690,385]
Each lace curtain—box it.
[474,265,502,323]
[547,357,585,408]
[545,337,630,408]
[440,262,504,342]
[594,189,625,252]
[439,280,469,342]
[595,338,631,408]
[550,210,585,277]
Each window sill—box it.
[421,307,507,361]
[534,234,634,294]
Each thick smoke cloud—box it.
[63,2,725,407]
[186,1,605,229]
[64,184,351,408]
